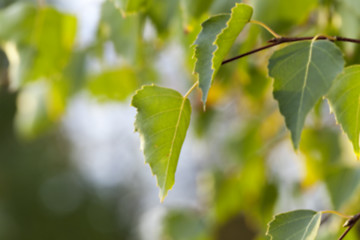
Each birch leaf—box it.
[327,65,360,156]
[268,40,344,148]
[131,85,191,201]
[267,210,322,240]
[194,3,253,106]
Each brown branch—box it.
[221,36,360,65]
[339,213,360,240]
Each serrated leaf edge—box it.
[131,84,190,202]
[192,3,252,106]
[326,65,360,157]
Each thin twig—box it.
[221,35,360,65]
[222,42,280,65]
[338,213,360,240]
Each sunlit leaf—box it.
[266,210,322,240]
[15,80,67,138]
[28,7,77,81]
[112,0,149,14]
[131,85,191,201]
[194,3,252,105]
[88,68,139,102]
[0,2,36,44]
[327,65,360,156]
[268,40,344,148]
[1,4,77,88]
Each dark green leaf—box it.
[268,40,344,148]
[194,3,253,106]
[267,210,322,240]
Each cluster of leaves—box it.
[2,0,360,239]
[130,1,360,240]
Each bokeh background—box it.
[1,0,360,239]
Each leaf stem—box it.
[184,81,199,99]
[222,35,360,65]
[320,210,352,219]
[250,20,281,38]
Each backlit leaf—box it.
[267,210,322,240]
[131,85,191,201]
[268,40,344,148]
[112,0,149,14]
[327,65,360,156]
[88,68,138,102]
[0,2,36,44]
[193,3,252,106]
[1,4,77,87]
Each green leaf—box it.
[194,3,253,106]
[2,4,77,87]
[254,0,316,32]
[162,209,210,240]
[15,80,68,138]
[268,40,344,148]
[131,85,191,201]
[29,7,77,81]
[112,0,149,14]
[267,210,322,240]
[327,65,360,156]
[210,0,242,15]
[99,0,141,62]
[147,0,179,35]
[88,68,139,102]
[325,167,360,210]
[181,0,215,19]
[0,2,36,44]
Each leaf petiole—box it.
[250,20,281,39]
[320,210,352,219]
[184,81,199,99]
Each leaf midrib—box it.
[161,96,187,198]
[296,40,316,137]
[300,213,320,240]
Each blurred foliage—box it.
[1,0,360,239]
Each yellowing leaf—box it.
[193,3,253,106]
[268,40,344,148]
[131,85,191,201]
